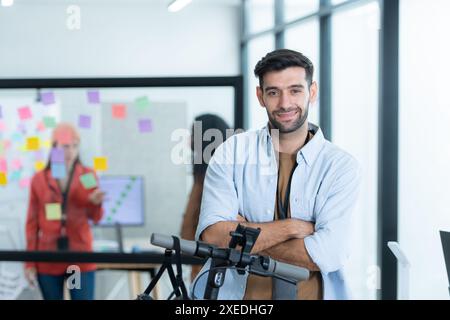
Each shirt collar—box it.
[262,122,326,167]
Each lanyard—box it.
[276,131,311,220]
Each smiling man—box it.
[194,49,361,300]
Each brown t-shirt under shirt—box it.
[243,150,323,300]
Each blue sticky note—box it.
[11,132,23,143]
[51,163,66,179]
[9,170,21,182]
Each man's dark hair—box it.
[254,49,314,89]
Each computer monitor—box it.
[96,175,145,226]
[440,230,450,296]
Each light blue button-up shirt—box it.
[193,123,361,300]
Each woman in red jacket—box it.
[24,123,105,300]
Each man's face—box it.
[256,66,318,134]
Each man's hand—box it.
[88,189,106,206]
[289,219,315,239]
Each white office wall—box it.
[399,0,450,299]
[0,0,240,78]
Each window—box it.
[399,0,450,299]
[247,0,274,35]
[284,0,319,23]
[285,19,320,126]
[247,34,275,130]
[331,1,380,299]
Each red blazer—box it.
[25,163,103,275]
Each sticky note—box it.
[51,147,64,163]
[51,163,66,179]
[36,121,46,132]
[93,157,108,171]
[19,178,30,189]
[3,140,11,150]
[27,137,40,151]
[112,104,127,119]
[17,122,27,134]
[45,203,62,220]
[43,140,51,149]
[138,119,153,133]
[35,161,46,172]
[34,150,45,161]
[11,132,22,143]
[87,90,100,104]
[134,96,150,111]
[11,158,22,170]
[80,173,97,189]
[43,116,57,128]
[0,172,7,186]
[41,92,55,105]
[0,158,7,172]
[19,144,27,152]
[9,170,21,181]
[78,114,91,129]
[18,106,32,120]
[0,120,5,132]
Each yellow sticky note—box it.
[45,203,62,220]
[93,157,108,171]
[0,172,7,186]
[27,137,40,151]
[43,139,51,149]
[35,161,46,172]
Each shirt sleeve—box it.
[25,175,40,269]
[304,155,362,274]
[195,137,240,241]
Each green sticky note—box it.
[80,173,97,189]
[112,208,116,214]
[43,116,57,128]
[134,96,150,111]
[45,203,62,221]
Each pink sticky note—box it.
[18,106,32,120]
[11,158,22,170]
[36,121,46,132]
[0,120,5,132]
[0,158,7,172]
[112,104,127,119]
[3,140,11,150]
[19,178,31,189]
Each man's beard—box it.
[267,103,309,134]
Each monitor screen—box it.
[96,175,145,226]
